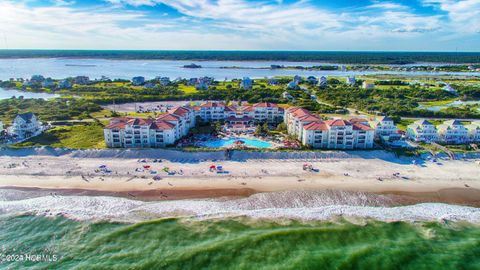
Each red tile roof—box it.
[157,113,181,121]
[253,102,278,108]
[168,106,190,116]
[200,102,225,108]
[325,119,352,127]
[297,114,321,122]
[150,120,175,130]
[352,122,373,131]
[303,121,329,131]
[290,108,311,118]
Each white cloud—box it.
[423,0,480,33]
[0,0,477,50]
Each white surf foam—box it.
[0,190,479,224]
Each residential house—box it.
[73,76,90,85]
[41,78,56,88]
[158,77,171,86]
[58,80,72,89]
[282,91,294,100]
[240,77,253,90]
[406,119,438,142]
[306,76,318,85]
[442,84,457,94]
[132,76,145,86]
[30,75,45,83]
[437,120,468,144]
[287,81,298,90]
[346,76,356,86]
[293,75,303,84]
[362,81,375,89]
[369,116,399,139]
[268,78,279,85]
[319,76,328,87]
[466,121,480,142]
[144,82,156,89]
[9,112,42,139]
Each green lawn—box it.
[13,123,106,149]
[178,84,198,94]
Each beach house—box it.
[437,120,468,144]
[132,76,145,86]
[9,112,42,139]
[406,120,438,142]
[301,119,374,149]
[240,77,253,90]
[369,116,399,139]
[466,121,480,142]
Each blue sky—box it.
[0,0,479,51]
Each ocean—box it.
[0,188,479,269]
[0,58,479,82]
[1,215,479,269]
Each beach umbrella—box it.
[210,165,216,169]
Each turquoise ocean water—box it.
[1,215,479,270]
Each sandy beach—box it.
[1,152,479,206]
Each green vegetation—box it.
[1,50,479,64]
[0,97,102,123]
[315,82,480,118]
[13,123,105,149]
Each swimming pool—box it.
[201,138,272,148]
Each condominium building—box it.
[437,120,469,144]
[284,107,321,141]
[406,120,438,142]
[104,118,176,148]
[105,102,284,148]
[301,119,374,149]
[285,107,374,149]
[241,102,284,123]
